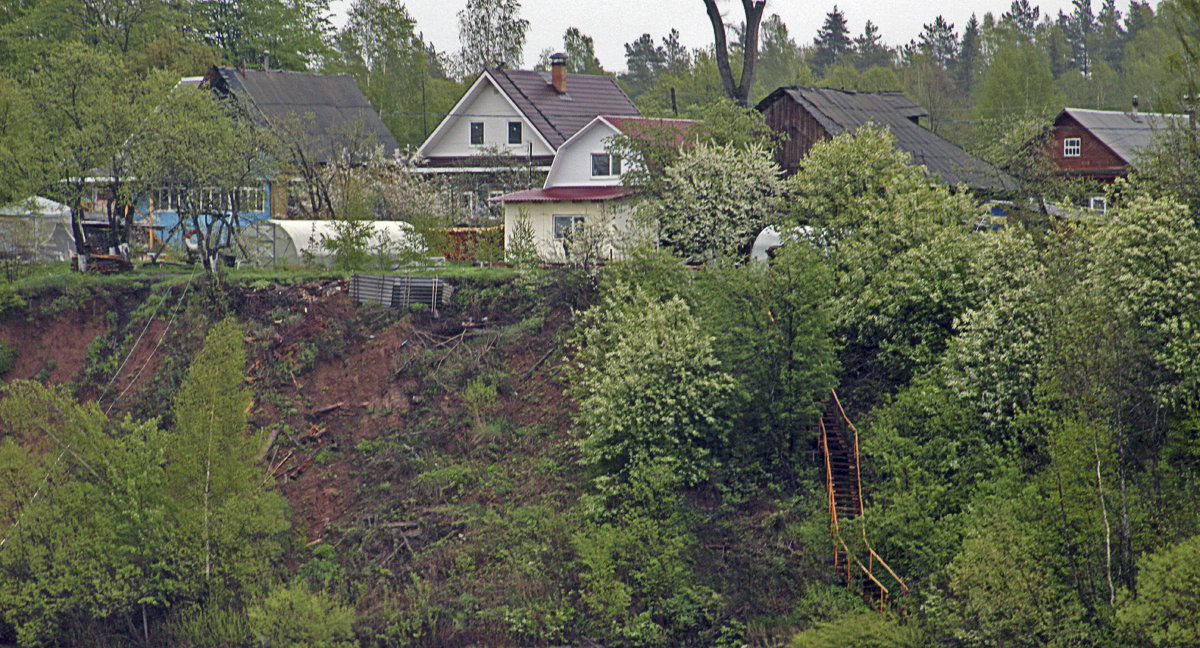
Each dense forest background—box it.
[3,0,1200,199]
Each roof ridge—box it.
[217,68,271,128]
[493,67,567,144]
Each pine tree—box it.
[1062,0,1094,74]
[621,33,665,97]
[854,20,891,69]
[812,6,852,74]
[918,16,959,70]
[1002,0,1041,41]
[959,14,981,91]
[1093,0,1125,68]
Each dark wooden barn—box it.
[756,87,1015,195]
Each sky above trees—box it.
[330,0,1082,73]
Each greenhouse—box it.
[237,219,422,267]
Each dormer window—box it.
[470,122,484,145]
[1063,137,1081,157]
[508,121,522,144]
[591,153,621,177]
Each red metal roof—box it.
[602,116,699,146]
[492,186,633,203]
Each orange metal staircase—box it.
[815,390,908,611]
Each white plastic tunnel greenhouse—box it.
[237,219,424,267]
[0,197,76,262]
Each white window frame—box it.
[487,190,506,217]
[508,121,522,145]
[1089,195,1107,213]
[460,191,476,214]
[469,122,484,146]
[590,153,621,177]
[1063,137,1081,157]
[553,215,584,239]
[238,187,266,212]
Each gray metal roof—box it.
[1059,108,1188,164]
[487,68,640,148]
[758,87,1016,193]
[211,66,399,162]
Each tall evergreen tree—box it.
[662,28,692,73]
[1062,0,1095,74]
[621,33,666,97]
[918,16,959,70]
[854,20,892,69]
[812,5,852,74]
[1093,0,1126,68]
[959,14,982,91]
[1002,0,1042,41]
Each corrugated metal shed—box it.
[1059,108,1188,164]
[210,67,399,162]
[757,87,1016,193]
[487,68,640,148]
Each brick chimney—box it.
[550,52,567,94]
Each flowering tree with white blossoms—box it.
[639,141,785,262]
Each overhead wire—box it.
[2,266,199,553]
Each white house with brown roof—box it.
[417,54,640,171]
[495,115,695,262]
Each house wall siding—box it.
[544,124,625,187]
[424,80,554,160]
[1046,115,1127,179]
[761,97,829,175]
[503,200,636,261]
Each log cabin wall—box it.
[761,97,829,177]
[1045,113,1128,180]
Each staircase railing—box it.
[818,389,908,611]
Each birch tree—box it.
[167,318,288,592]
[456,0,528,74]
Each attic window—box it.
[470,122,484,145]
[591,153,621,177]
[1064,137,1081,157]
[508,122,522,144]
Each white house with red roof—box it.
[494,115,696,262]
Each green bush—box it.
[247,581,358,648]
[1117,533,1200,647]
[0,340,14,375]
[791,611,925,648]
[164,600,253,648]
[0,283,25,316]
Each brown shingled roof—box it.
[486,68,640,148]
